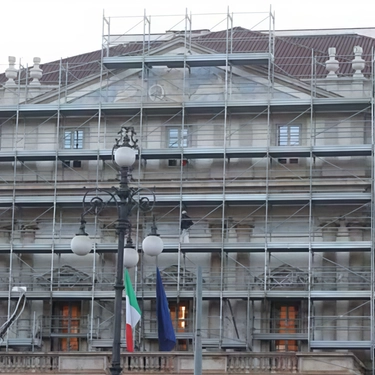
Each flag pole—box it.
[194,266,202,375]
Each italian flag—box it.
[124,269,141,352]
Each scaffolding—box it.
[0,7,374,371]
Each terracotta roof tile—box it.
[1,27,374,85]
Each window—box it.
[170,301,189,332]
[272,303,300,352]
[150,298,191,350]
[278,125,300,146]
[168,159,188,167]
[63,160,82,168]
[64,130,83,149]
[63,129,83,168]
[277,125,300,164]
[168,128,188,148]
[168,128,188,167]
[169,300,191,350]
[52,302,81,351]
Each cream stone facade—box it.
[0,10,374,375]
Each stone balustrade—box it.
[0,351,366,374]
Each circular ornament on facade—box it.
[148,84,165,101]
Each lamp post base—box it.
[109,365,122,375]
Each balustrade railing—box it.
[0,352,298,373]
[0,351,366,374]
[0,353,59,372]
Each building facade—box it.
[0,10,374,375]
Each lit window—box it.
[169,301,190,351]
[170,301,189,332]
[278,125,300,146]
[272,303,300,352]
[168,128,188,148]
[64,130,83,149]
[180,306,186,329]
[53,302,81,351]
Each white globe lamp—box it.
[142,234,164,257]
[114,146,136,168]
[123,246,139,268]
[71,235,92,256]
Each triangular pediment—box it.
[37,265,91,288]
[144,265,199,289]
[26,30,344,105]
[256,264,308,290]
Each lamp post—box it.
[70,127,163,375]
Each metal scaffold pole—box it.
[194,266,203,375]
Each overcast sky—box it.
[1,0,374,72]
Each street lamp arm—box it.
[128,187,158,213]
[78,186,157,222]
[80,187,130,218]
[80,189,120,217]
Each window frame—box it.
[271,301,302,352]
[167,127,189,167]
[276,124,301,165]
[169,300,191,351]
[277,124,301,147]
[62,129,84,168]
[167,127,189,149]
[150,298,192,350]
[63,129,84,150]
[52,301,82,352]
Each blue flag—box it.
[156,267,176,351]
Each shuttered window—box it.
[275,304,299,352]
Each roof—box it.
[1,27,374,85]
[193,27,375,77]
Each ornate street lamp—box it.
[71,127,163,375]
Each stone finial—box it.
[5,56,18,86]
[29,57,43,86]
[352,46,365,78]
[325,47,339,78]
